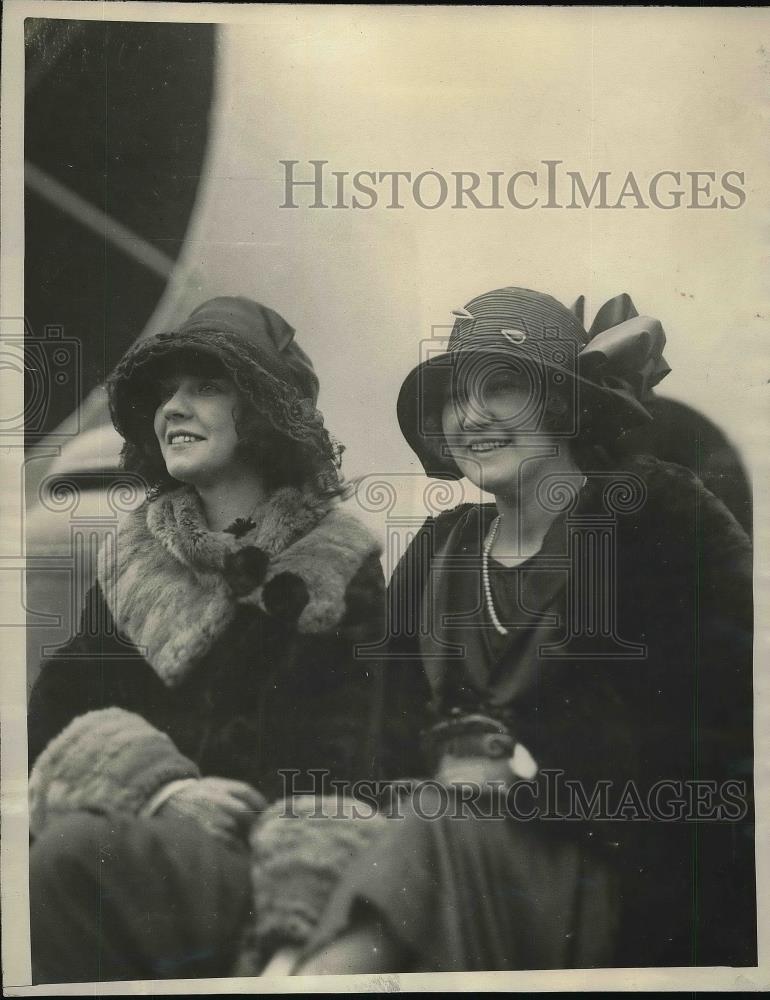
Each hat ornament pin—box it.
[501,329,528,344]
[396,289,673,483]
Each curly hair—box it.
[108,348,344,500]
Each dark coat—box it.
[28,485,386,826]
[377,454,755,967]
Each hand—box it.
[156,777,267,845]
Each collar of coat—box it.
[97,485,381,687]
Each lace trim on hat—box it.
[107,330,344,494]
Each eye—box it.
[196,377,231,395]
[155,379,178,403]
[485,371,518,392]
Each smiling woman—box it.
[26,297,387,983]
[296,285,755,974]
[153,371,245,499]
[441,369,583,515]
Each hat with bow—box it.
[396,286,671,480]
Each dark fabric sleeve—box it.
[697,482,753,785]
[30,583,118,767]
[27,582,174,768]
[257,539,432,795]
[600,458,755,966]
[637,458,753,787]
[524,460,753,794]
[336,551,391,782]
[372,520,440,783]
[687,470,756,966]
[262,552,391,794]
[27,584,200,834]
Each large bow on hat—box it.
[571,292,671,418]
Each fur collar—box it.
[97,485,381,687]
[431,453,750,561]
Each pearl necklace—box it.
[483,476,588,636]
[482,515,509,636]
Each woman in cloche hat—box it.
[296,286,755,973]
[26,297,388,982]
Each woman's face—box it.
[153,371,243,488]
[441,367,574,495]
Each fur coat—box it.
[375,454,755,967]
[28,484,386,832]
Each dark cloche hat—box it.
[107,296,331,461]
[397,286,670,479]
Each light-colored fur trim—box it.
[238,507,381,633]
[97,486,380,687]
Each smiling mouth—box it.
[465,440,513,453]
[167,432,206,445]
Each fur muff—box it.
[234,796,390,972]
[28,707,200,837]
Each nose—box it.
[455,397,492,431]
[160,386,194,421]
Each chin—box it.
[163,462,201,485]
[458,471,520,497]
[455,459,520,496]
[479,476,522,497]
